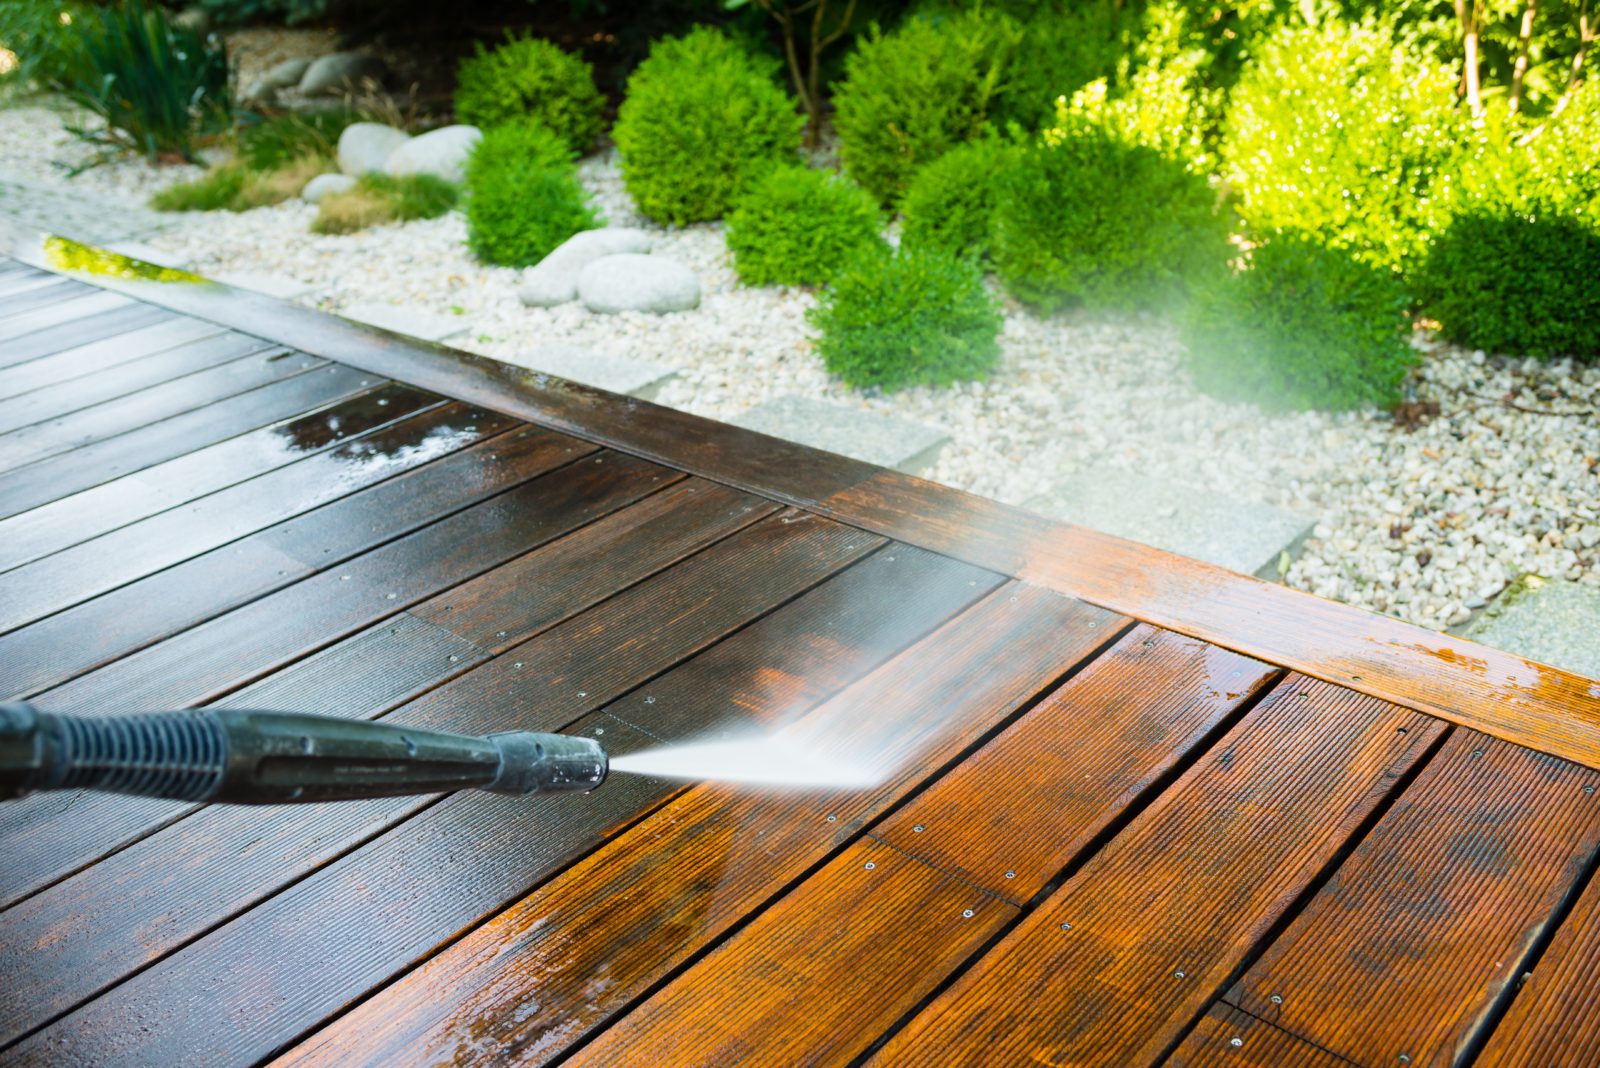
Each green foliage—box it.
[454,34,606,153]
[1182,234,1418,412]
[1221,18,1464,271]
[898,136,1016,262]
[808,243,1003,391]
[985,1,1129,134]
[832,11,1013,206]
[726,167,884,286]
[59,0,231,164]
[464,121,600,267]
[151,154,331,212]
[0,2,91,93]
[1454,78,1600,224]
[312,173,458,234]
[612,26,802,225]
[235,110,360,171]
[1415,211,1600,361]
[992,120,1228,313]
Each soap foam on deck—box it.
[610,737,881,789]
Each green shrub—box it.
[992,120,1227,313]
[312,173,458,235]
[1182,234,1417,411]
[465,121,599,267]
[989,2,1127,133]
[1221,19,1463,272]
[808,243,1003,391]
[454,34,605,154]
[832,11,1013,206]
[1415,212,1600,361]
[726,167,883,286]
[0,2,91,94]
[60,0,230,165]
[899,137,1015,262]
[612,27,802,226]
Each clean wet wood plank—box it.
[277,584,1118,1067]
[868,679,1445,1068]
[1227,730,1600,1068]
[0,302,174,368]
[0,426,591,700]
[0,289,132,343]
[0,277,94,318]
[0,315,223,401]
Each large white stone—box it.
[336,123,409,176]
[297,52,388,96]
[577,253,700,314]
[516,228,653,307]
[300,173,357,203]
[500,343,677,400]
[384,125,481,185]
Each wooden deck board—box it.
[3,243,1600,1067]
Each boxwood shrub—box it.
[1182,233,1417,411]
[454,34,605,154]
[808,243,1003,391]
[612,27,802,226]
[464,121,598,267]
[899,136,1016,262]
[726,167,883,287]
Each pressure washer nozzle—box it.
[0,702,610,806]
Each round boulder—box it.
[578,254,701,314]
[301,173,358,204]
[337,122,409,176]
[517,228,654,307]
[384,125,481,185]
[298,52,388,96]
[260,58,312,91]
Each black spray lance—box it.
[0,702,607,805]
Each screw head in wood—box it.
[1230,1038,1242,1048]
[963,909,974,918]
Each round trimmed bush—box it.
[832,11,1015,206]
[808,243,1003,391]
[725,167,884,287]
[992,121,1228,312]
[454,34,605,154]
[899,137,1016,262]
[465,121,599,267]
[612,27,802,226]
[1415,211,1600,361]
[1221,19,1462,271]
[1182,234,1417,412]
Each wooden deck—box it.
[2,235,1600,1067]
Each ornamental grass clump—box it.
[453,34,605,154]
[725,167,883,287]
[808,243,1002,392]
[992,116,1227,313]
[898,137,1016,262]
[312,173,458,235]
[612,27,802,226]
[151,153,331,212]
[465,121,599,267]
[1182,233,1417,412]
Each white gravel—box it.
[2,100,1596,633]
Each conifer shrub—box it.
[464,121,598,267]
[453,33,605,154]
[898,136,1016,262]
[612,27,802,226]
[1183,233,1417,411]
[808,243,1002,391]
[725,167,883,286]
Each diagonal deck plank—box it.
[0,302,174,367]
[1166,1005,1350,1067]
[0,315,224,401]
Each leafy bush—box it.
[988,2,1127,133]
[1182,234,1417,411]
[454,34,605,154]
[898,136,1015,262]
[992,120,1227,312]
[832,11,1012,206]
[726,167,883,286]
[1415,212,1600,361]
[235,110,360,171]
[1221,18,1463,271]
[808,243,1003,391]
[0,2,91,94]
[612,27,802,226]
[151,155,330,212]
[60,0,231,164]
[465,121,599,267]
[312,173,458,234]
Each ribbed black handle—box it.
[52,711,228,801]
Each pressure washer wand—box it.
[0,702,607,805]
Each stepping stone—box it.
[1459,578,1600,680]
[215,272,318,300]
[340,302,468,342]
[497,343,677,401]
[1027,467,1314,579]
[730,396,949,475]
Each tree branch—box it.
[1510,0,1537,114]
